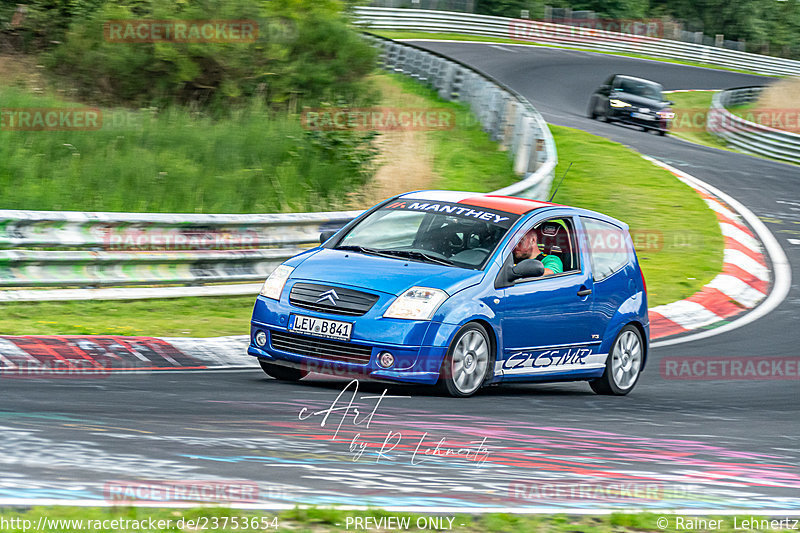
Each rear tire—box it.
[259,359,307,381]
[438,322,493,397]
[589,324,643,395]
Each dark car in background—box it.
[588,74,675,135]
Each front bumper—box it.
[248,295,458,385]
[610,109,670,131]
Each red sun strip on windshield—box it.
[458,195,557,215]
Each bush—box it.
[42,0,377,110]
[0,0,106,51]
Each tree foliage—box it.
[1,0,376,109]
[477,0,800,58]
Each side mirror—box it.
[319,230,337,244]
[667,100,675,105]
[509,259,544,281]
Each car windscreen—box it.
[335,200,521,269]
[617,78,663,101]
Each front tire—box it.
[588,98,598,119]
[590,325,643,395]
[259,359,307,381]
[438,323,492,397]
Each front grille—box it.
[270,330,372,364]
[289,282,379,316]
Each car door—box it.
[579,216,637,343]
[497,214,602,378]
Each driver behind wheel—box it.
[512,227,563,276]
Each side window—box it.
[508,217,580,278]
[582,218,630,282]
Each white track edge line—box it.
[1,499,800,514]
[642,156,792,348]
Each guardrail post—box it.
[514,114,534,175]
[528,123,542,171]
[437,62,456,99]
[385,43,399,71]
[501,100,519,151]
[490,90,508,141]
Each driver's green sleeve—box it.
[542,254,563,274]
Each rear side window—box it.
[582,218,631,281]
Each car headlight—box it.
[259,265,294,300]
[657,110,675,119]
[609,99,632,108]
[383,287,449,321]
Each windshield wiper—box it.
[379,249,454,266]
[335,245,399,259]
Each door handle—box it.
[577,288,592,297]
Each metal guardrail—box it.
[0,210,358,292]
[366,33,557,197]
[354,7,800,77]
[0,35,557,301]
[707,87,800,165]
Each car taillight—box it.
[640,269,647,295]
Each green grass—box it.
[0,297,254,337]
[0,73,518,338]
[667,90,798,165]
[664,90,732,149]
[369,30,765,76]
[1,507,798,532]
[549,124,724,306]
[0,88,376,213]
[378,72,517,192]
[0,76,723,336]
[0,125,722,337]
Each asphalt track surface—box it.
[2,44,799,510]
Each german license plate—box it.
[631,112,655,120]
[289,314,353,341]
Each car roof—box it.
[613,74,662,87]
[397,190,628,229]
[398,190,560,215]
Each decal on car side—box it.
[496,347,607,376]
